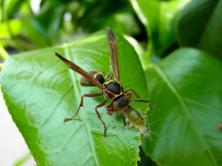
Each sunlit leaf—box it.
[1,30,148,165]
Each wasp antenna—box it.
[55,52,66,61]
[54,52,74,68]
[130,99,151,103]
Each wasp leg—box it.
[106,101,115,115]
[130,99,151,103]
[106,72,113,80]
[64,93,102,122]
[125,89,140,98]
[95,99,108,136]
[122,116,126,126]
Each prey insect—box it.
[55,28,150,136]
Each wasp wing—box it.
[55,52,105,90]
[107,28,120,82]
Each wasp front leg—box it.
[95,99,108,136]
[106,101,116,116]
[64,93,102,122]
[107,102,126,127]
[106,72,113,80]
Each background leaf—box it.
[177,0,222,58]
[1,30,149,165]
[32,0,66,39]
[0,19,51,50]
[78,0,141,36]
[130,0,189,57]
[3,0,27,19]
[143,48,222,165]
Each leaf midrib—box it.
[64,45,100,166]
[149,63,217,166]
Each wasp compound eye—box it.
[80,71,105,86]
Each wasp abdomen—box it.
[123,107,148,134]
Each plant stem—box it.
[0,47,9,60]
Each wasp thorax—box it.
[94,73,105,84]
[105,80,122,94]
[80,71,105,86]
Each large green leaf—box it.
[144,48,222,165]
[1,31,148,165]
[177,0,222,58]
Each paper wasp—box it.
[55,28,149,136]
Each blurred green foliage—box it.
[1,0,222,165]
[0,0,145,52]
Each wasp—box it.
[55,28,150,136]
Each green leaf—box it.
[0,18,53,49]
[78,0,140,36]
[3,0,25,19]
[1,30,148,165]
[144,48,222,165]
[130,0,189,56]
[32,1,65,39]
[177,0,222,58]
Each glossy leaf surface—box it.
[144,48,222,166]
[1,31,148,165]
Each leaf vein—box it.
[64,45,100,166]
[151,64,217,166]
